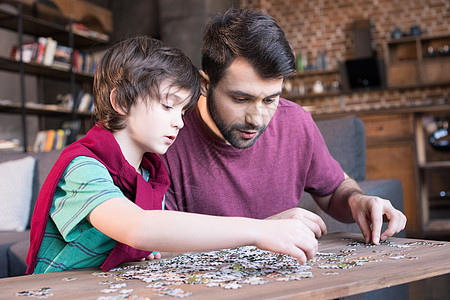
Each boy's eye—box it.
[162,104,173,110]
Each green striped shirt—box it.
[34,156,152,273]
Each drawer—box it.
[387,63,419,87]
[362,114,414,139]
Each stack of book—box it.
[33,129,71,153]
[55,90,94,112]
[70,23,110,42]
[0,139,20,151]
[10,37,103,74]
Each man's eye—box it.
[264,98,276,104]
[233,97,247,103]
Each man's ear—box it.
[199,70,210,97]
[109,88,127,116]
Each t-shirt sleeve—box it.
[304,121,345,197]
[50,156,125,241]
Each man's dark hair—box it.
[202,8,296,87]
[94,35,201,131]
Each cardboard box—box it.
[51,0,113,33]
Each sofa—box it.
[0,149,62,278]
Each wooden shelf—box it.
[284,90,341,101]
[0,56,94,81]
[0,102,92,118]
[291,68,339,78]
[419,161,450,169]
[285,81,450,101]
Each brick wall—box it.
[240,0,450,115]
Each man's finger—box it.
[356,216,372,244]
[370,205,383,245]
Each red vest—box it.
[26,124,170,273]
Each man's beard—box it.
[207,89,266,149]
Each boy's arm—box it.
[87,196,319,264]
[313,172,407,244]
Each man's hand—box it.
[266,207,327,238]
[348,193,407,244]
[315,175,407,245]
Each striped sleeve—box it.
[50,156,124,241]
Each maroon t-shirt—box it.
[162,99,344,219]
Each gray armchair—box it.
[299,116,407,300]
[300,115,404,236]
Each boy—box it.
[26,36,318,274]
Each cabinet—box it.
[385,34,450,88]
[0,1,107,151]
[416,108,450,236]
[361,113,419,235]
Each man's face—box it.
[206,58,283,149]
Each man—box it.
[162,8,406,259]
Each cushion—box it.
[315,116,366,181]
[0,156,36,231]
[0,150,63,229]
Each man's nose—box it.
[244,103,264,128]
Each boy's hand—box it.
[255,218,319,265]
[140,251,162,261]
[266,207,327,238]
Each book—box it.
[72,49,80,72]
[52,44,72,70]
[34,37,48,64]
[43,37,57,66]
[77,92,93,112]
[33,130,48,152]
[44,130,56,152]
[11,42,36,63]
[21,42,36,63]
[53,129,68,150]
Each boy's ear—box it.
[199,70,210,97]
[109,88,127,116]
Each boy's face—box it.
[125,82,191,155]
[205,58,283,149]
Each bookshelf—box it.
[0,1,108,152]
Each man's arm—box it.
[313,172,407,244]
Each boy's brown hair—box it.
[94,35,201,131]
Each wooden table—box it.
[1,232,449,299]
